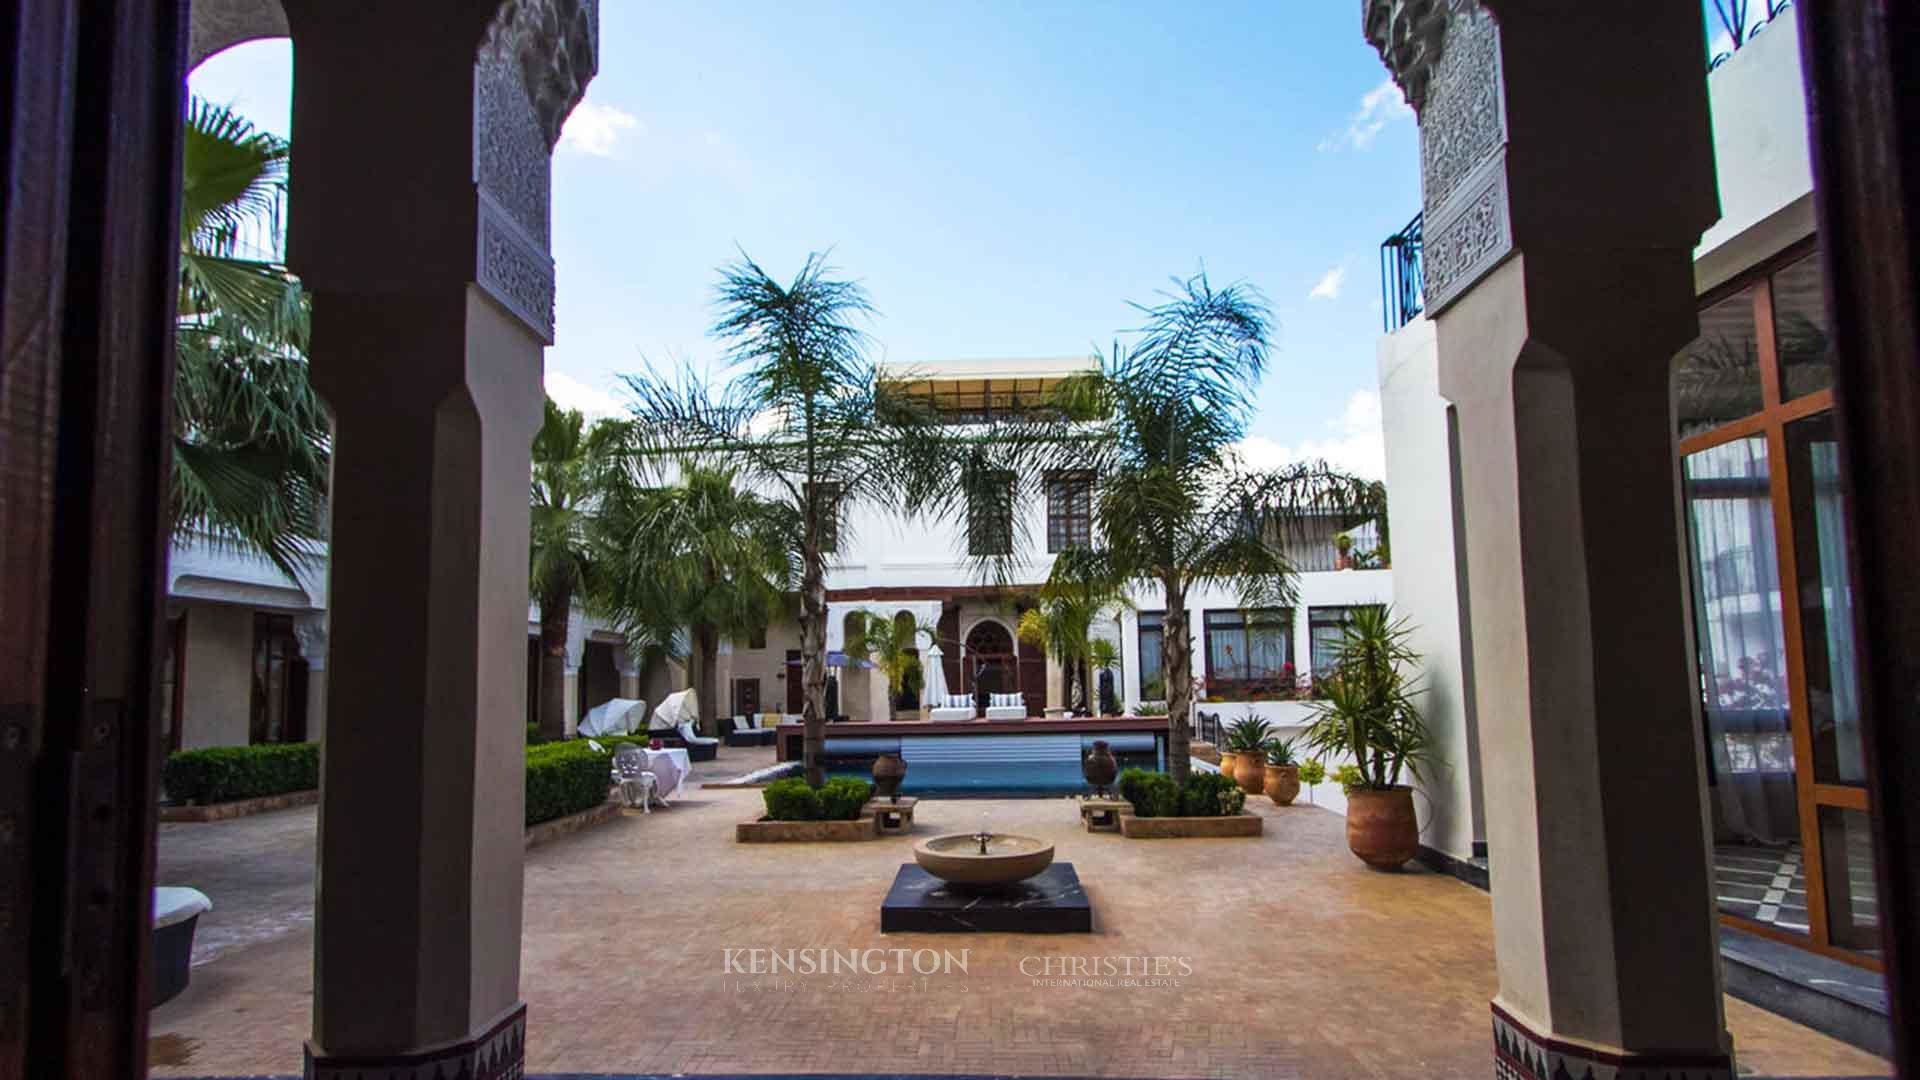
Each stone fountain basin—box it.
[912,833,1056,887]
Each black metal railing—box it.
[1379,211,1424,333]
[1708,0,1791,70]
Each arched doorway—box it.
[963,620,1016,697]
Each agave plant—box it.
[1223,715,1273,754]
[1265,737,1298,767]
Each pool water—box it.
[823,731,1162,797]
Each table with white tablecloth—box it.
[624,746,690,802]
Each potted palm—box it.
[1263,737,1301,806]
[1222,716,1272,795]
[1302,606,1432,869]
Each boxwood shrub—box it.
[762,777,821,821]
[525,740,617,826]
[1117,767,1243,818]
[819,777,873,821]
[163,743,320,805]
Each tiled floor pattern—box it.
[150,747,1891,1078]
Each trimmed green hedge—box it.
[763,776,872,821]
[525,740,618,826]
[163,743,320,805]
[165,734,638,826]
[1117,767,1243,818]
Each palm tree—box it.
[1019,273,1383,782]
[530,397,602,742]
[590,458,797,735]
[1017,548,1130,716]
[618,252,979,785]
[172,97,329,577]
[845,611,928,713]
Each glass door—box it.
[1674,243,1880,965]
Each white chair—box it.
[985,691,1027,721]
[929,693,973,723]
[612,745,659,811]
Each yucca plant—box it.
[1301,605,1432,791]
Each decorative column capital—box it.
[479,0,599,149]
[293,613,329,672]
[1363,0,1452,114]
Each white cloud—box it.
[544,371,623,419]
[558,101,641,158]
[1308,265,1347,301]
[1234,391,1386,480]
[1318,78,1414,153]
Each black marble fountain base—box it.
[880,863,1092,933]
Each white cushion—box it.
[678,721,719,746]
[154,886,211,929]
[990,692,1023,707]
[944,694,972,709]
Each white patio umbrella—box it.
[920,643,950,708]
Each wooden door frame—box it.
[0,1,188,1076]
[1797,2,1920,1066]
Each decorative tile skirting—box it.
[1492,1003,1732,1080]
[305,1002,525,1080]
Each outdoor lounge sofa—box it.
[725,714,778,747]
[984,692,1027,721]
[929,693,973,723]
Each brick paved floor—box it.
[148,747,1890,1078]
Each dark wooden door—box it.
[0,1,188,1075]
[785,650,803,713]
[1017,646,1046,718]
[733,677,761,717]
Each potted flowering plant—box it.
[1222,716,1273,795]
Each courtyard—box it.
[148,749,1888,1079]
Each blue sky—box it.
[190,3,1422,477]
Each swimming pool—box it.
[823,731,1163,796]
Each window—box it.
[1203,608,1292,695]
[1673,243,1879,960]
[1308,606,1378,676]
[806,482,843,554]
[1137,611,1165,699]
[1045,471,1093,552]
[966,469,1014,556]
[250,613,306,744]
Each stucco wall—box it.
[717,616,803,716]
[1377,315,1484,863]
[1694,14,1816,292]
[181,603,254,749]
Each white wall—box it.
[1694,14,1816,293]
[1377,316,1484,863]
[180,603,254,749]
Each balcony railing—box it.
[1708,0,1791,70]
[1379,211,1424,333]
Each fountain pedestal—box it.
[879,864,1092,933]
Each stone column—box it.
[562,617,584,737]
[292,613,328,743]
[613,641,642,701]
[1366,2,1732,1074]
[282,3,595,1076]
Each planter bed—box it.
[736,815,880,843]
[159,788,319,822]
[524,798,622,848]
[1119,812,1264,839]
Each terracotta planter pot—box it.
[1264,764,1300,806]
[1232,752,1266,795]
[1218,750,1240,777]
[1346,787,1419,869]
